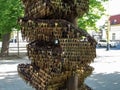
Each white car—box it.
[97,40,117,47]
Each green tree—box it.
[0,0,107,56]
[0,0,23,56]
[78,0,108,30]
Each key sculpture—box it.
[17,0,97,90]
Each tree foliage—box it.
[0,0,23,56]
[0,0,108,34]
[0,0,23,35]
[78,0,108,30]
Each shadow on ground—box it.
[0,59,34,90]
[85,72,120,90]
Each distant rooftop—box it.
[110,14,120,25]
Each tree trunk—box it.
[0,33,11,57]
[66,18,79,90]
[68,17,78,27]
[67,73,78,90]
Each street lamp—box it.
[106,0,110,51]
[105,20,110,51]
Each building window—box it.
[112,33,116,40]
[111,19,117,25]
[114,19,117,23]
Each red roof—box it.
[110,14,120,25]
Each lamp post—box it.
[106,0,110,51]
[106,19,110,51]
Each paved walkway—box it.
[0,48,120,90]
[85,48,120,90]
[0,57,35,90]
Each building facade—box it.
[109,14,120,42]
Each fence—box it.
[9,41,28,56]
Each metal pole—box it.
[106,0,110,51]
[17,31,20,56]
[106,19,110,51]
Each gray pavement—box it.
[0,57,35,90]
[85,47,120,90]
[0,47,120,90]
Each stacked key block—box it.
[18,0,96,90]
[21,0,89,20]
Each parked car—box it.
[97,40,117,47]
[9,39,17,43]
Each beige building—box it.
[109,14,120,42]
